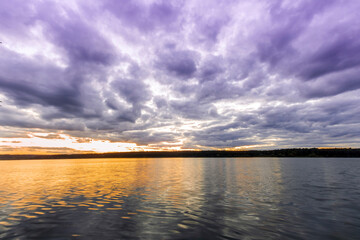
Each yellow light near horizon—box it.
[0,133,148,154]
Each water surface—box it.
[0,158,359,239]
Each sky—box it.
[0,0,360,154]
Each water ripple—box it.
[0,158,359,239]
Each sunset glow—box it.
[0,133,198,154]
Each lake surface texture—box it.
[0,158,359,239]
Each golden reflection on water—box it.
[0,158,283,214]
[0,159,152,219]
[0,158,285,239]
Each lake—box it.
[0,158,359,239]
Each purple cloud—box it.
[1,0,360,150]
[104,0,181,32]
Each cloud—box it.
[1,0,360,151]
[156,48,199,79]
[0,0,37,37]
[104,0,181,33]
[39,4,116,65]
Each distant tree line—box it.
[0,148,359,160]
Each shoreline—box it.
[1,148,359,160]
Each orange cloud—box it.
[0,133,196,154]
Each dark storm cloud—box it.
[0,104,85,131]
[196,80,243,102]
[169,100,219,120]
[157,48,199,79]
[250,0,360,98]
[301,69,360,98]
[197,55,225,83]
[0,77,82,114]
[298,34,360,80]
[184,121,258,148]
[113,78,150,106]
[0,48,84,115]
[255,0,335,68]
[1,0,360,150]
[39,3,116,65]
[121,131,179,145]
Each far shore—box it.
[0,148,359,160]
